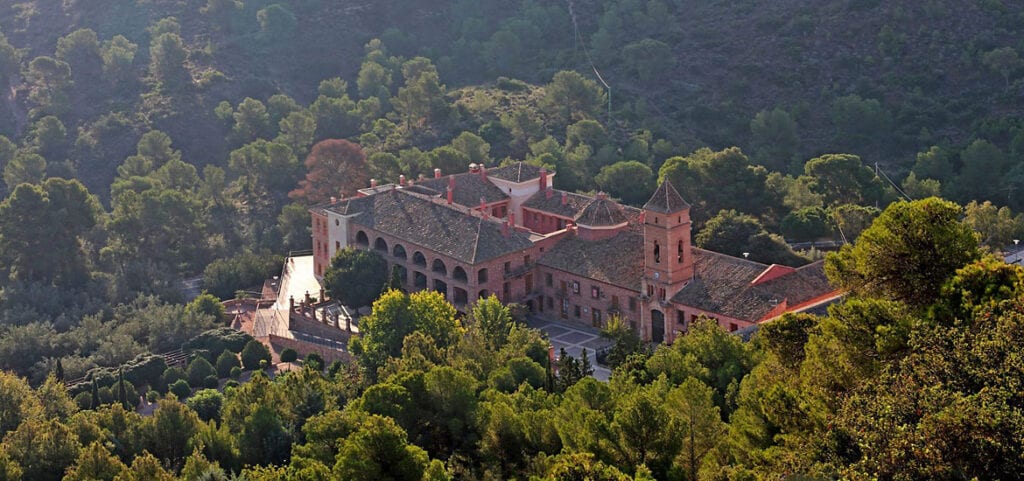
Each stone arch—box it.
[478,268,489,283]
[374,237,388,252]
[356,230,369,247]
[393,243,407,260]
[452,266,468,283]
[431,258,447,276]
[412,251,427,267]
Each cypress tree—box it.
[55,358,64,381]
[91,378,100,409]
[118,367,129,410]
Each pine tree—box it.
[54,358,64,381]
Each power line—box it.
[565,0,612,120]
[875,162,912,201]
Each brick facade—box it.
[308,163,841,343]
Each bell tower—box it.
[642,181,693,298]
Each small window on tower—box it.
[678,240,684,263]
[653,241,661,264]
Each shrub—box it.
[169,379,191,400]
[73,392,92,410]
[203,375,219,389]
[123,353,168,389]
[216,350,241,378]
[280,348,298,363]
[187,389,224,422]
[241,340,271,370]
[146,390,159,403]
[160,367,185,393]
[229,366,242,379]
[224,380,240,389]
[184,327,255,357]
[187,357,216,387]
[202,252,284,299]
[304,353,324,371]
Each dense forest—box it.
[2,197,1023,480]
[1,0,1024,478]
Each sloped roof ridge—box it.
[643,180,691,213]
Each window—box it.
[678,240,684,263]
[592,309,602,326]
[629,296,637,311]
[545,273,553,287]
[504,261,511,273]
[658,287,666,300]
[335,219,340,226]
[524,255,531,265]
[729,323,738,332]
[503,282,510,300]
[546,297,554,309]
[335,241,340,251]
[571,281,580,294]
[677,310,685,326]
[574,305,581,318]
[591,286,600,299]
[653,240,661,263]
[611,295,619,310]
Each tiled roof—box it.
[575,196,628,226]
[414,173,509,207]
[522,189,594,219]
[643,181,690,213]
[325,189,533,264]
[671,249,834,322]
[487,162,544,183]
[538,232,645,290]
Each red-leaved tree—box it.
[289,139,370,204]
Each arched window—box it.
[412,252,427,267]
[453,266,468,283]
[653,240,661,264]
[355,231,369,246]
[677,240,684,263]
[374,237,388,252]
[431,259,447,276]
[478,268,489,283]
[393,244,407,260]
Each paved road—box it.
[526,316,612,381]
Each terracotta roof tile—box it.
[522,189,594,219]
[325,189,532,264]
[414,173,509,207]
[644,181,690,213]
[486,162,544,183]
[538,232,644,290]
[671,249,834,322]
[575,196,628,226]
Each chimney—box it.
[546,186,553,199]
[370,178,377,188]
[447,175,455,204]
[479,164,487,179]
[434,168,442,178]
[596,192,606,200]
[509,212,516,226]
[638,211,646,224]
[399,175,406,186]
[561,191,568,206]
[330,196,337,203]
[502,220,509,237]
[480,197,488,219]
[469,163,479,173]
[539,168,548,191]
